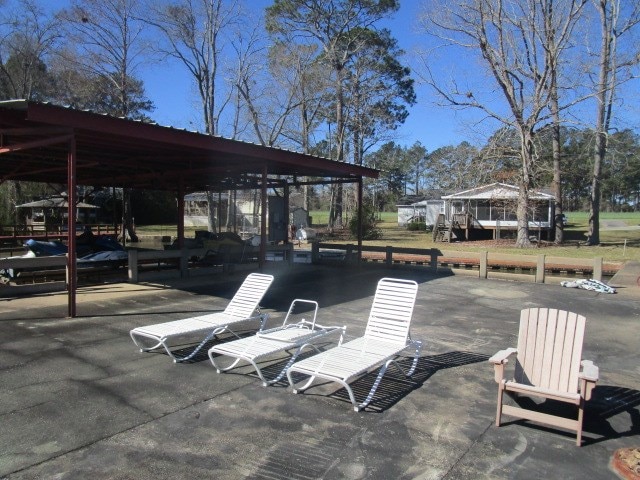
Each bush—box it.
[348,206,383,240]
[407,221,426,231]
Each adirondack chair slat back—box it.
[223,273,274,318]
[364,278,418,344]
[514,308,586,394]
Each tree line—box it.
[0,0,638,246]
[366,127,640,214]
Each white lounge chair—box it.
[286,278,423,411]
[208,299,345,386]
[130,273,274,362]
[489,308,599,446]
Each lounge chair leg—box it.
[291,375,317,394]
[405,341,423,376]
[172,328,224,363]
[357,360,394,411]
[267,344,321,386]
[208,351,244,374]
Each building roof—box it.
[16,197,99,209]
[0,100,378,192]
[441,182,554,200]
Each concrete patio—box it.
[1,263,638,479]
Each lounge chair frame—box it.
[286,278,423,411]
[208,299,345,386]
[129,273,274,362]
[489,308,599,446]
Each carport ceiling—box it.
[0,100,378,192]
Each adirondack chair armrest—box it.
[488,348,517,364]
[579,360,599,401]
[580,360,599,381]
[489,348,517,383]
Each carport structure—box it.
[0,100,378,316]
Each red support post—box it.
[67,136,77,318]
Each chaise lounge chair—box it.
[286,277,423,411]
[129,273,274,362]
[208,299,345,386]
[489,308,599,446]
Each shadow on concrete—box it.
[586,385,640,444]
[500,384,640,445]
[286,351,490,413]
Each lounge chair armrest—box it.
[488,348,517,364]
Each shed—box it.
[397,200,445,227]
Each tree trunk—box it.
[122,188,138,242]
[206,190,217,234]
[515,129,534,247]
[585,0,614,246]
[226,189,234,231]
[550,61,564,244]
[331,63,346,229]
[587,132,605,245]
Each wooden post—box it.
[346,244,354,263]
[430,250,438,272]
[128,249,138,283]
[286,243,293,265]
[385,246,393,265]
[180,248,189,278]
[593,257,603,281]
[480,251,488,279]
[536,255,545,283]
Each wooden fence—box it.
[0,241,615,297]
[311,242,611,283]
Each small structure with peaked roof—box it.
[16,196,100,232]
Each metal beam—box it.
[67,136,77,318]
[0,134,73,153]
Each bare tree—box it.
[58,0,152,119]
[57,0,154,243]
[584,0,640,245]
[546,0,589,244]
[266,0,402,229]
[144,0,241,136]
[144,0,245,232]
[420,0,586,247]
[233,34,303,147]
[0,0,62,100]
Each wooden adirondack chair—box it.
[489,308,599,446]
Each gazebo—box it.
[16,196,99,232]
[0,100,379,316]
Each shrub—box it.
[407,221,426,231]
[348,206,383,240]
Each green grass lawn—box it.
[136,211,640,264]
[307,210,640,263]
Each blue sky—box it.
[40,0,639,153]
[139,0,483,152]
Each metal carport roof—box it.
[0,100,378,190]
[0,100,379,316]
